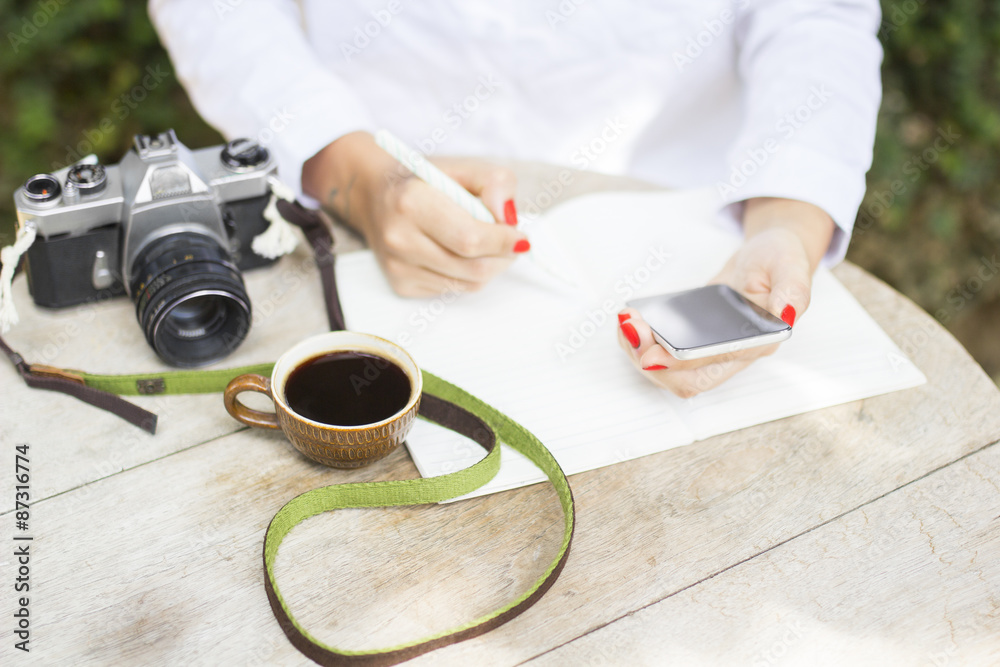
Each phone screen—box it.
[627,285,791,357]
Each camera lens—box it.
[23,174,61,202]
[67,163,108,195]
[130,234,252,367]
[161,293,230,339]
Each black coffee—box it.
[284,351,412,426]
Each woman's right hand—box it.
[302,131,530,297]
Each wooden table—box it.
[2,166,999,666]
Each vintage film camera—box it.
[14,130,279,367]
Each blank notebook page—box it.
[335,189,926,499]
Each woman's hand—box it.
[302,131,530,297]
[617,197,835,398]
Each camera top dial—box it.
[67,163,108,195]
[220,138,269,171]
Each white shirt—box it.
[149,0,882,263]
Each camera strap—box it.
[264,371,574,666]
[0,200,576,666]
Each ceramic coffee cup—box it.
[224,331,422,468]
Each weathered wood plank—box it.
[0,422,564,665]
[527,441,1000,666]
[1,260,997,665]
[2,169,999,666]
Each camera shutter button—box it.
[63,181,80,204]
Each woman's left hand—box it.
[617,197,835,398]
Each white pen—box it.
[374,129,580,289]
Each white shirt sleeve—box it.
[721,0,883,264]
[148,0,375,204]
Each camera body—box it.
[14,130,280,367]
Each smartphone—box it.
[626,285,791,360]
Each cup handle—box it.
[224,374,280,430]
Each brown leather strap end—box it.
[0,334,157,434]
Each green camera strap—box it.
[0,200,576,665]
[265,371,574,666]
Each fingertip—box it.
[480,169,518,222]
[780,304,796,327]
[617,307,641,323]
[639,345,673,370]
[620,320,640,348]
[768,271,810,328]
[504,199,518,226]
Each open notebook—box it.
[336,189,926,499]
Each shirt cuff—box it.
[714,143,867,265]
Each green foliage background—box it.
[1,0,997,381]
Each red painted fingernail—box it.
[643,364,668,371]
[781,305,796,327]
[513,239,531,253]
[504,199,518,226]
[621,321,640,348]
[618,313,631,324]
